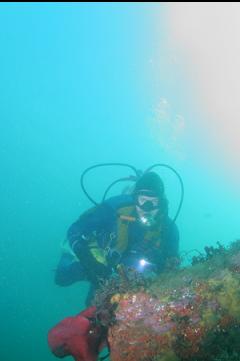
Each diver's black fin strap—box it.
[99,353,110,361]
[98,339,111,361]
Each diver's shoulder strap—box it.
[113,206,136,254]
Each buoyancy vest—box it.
[88,205,164,266]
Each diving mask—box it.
[136,193,160,211]
[134,190,160,226]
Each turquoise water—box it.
[0,3,240,361]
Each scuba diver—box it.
[54,163,183,306]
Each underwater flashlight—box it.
[137,258,157,278]
[139,259,148,267]
[138,258,152,272]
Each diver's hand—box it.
[106,249,121,268]
[97,262,109,277]
[121,255,157,278]
[88,261,110,283]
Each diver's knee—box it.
[54,270,74,286]
[54,259,86,286]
